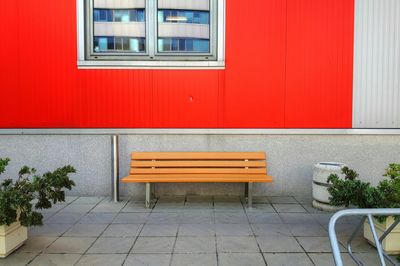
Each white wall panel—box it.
[353,0,400,128]
[158,0,209,11]
[94,0,145,9]
[94,22,145,37]
[158,23,209,39]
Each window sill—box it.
[77,60,225,69]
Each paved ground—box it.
[0,195,394,266]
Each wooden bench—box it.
[122,152,273,208]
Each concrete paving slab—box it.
[174,236,216,253]
[171,254,217,266]
[217,236,259,253]
[29,254,81,266]
[45,237,96,254]
[101,224,143,237]
[256,236,303,253]
[76,254,126,266]
[87,237,135,254]
[64,223,108,237]
[263,253,313,266]
[124,254,171,266]
[219,253,266,266]
[140,224,179,237]
[131,237,175,254]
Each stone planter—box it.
[364,216,400,255]
[0,222,28,258]
[312,162,346,211]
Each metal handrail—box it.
[329,209,400,266]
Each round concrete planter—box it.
[364,216,400,254]
[312,162,346,211]
[0,222,28,258]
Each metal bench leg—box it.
[248,182,253,208]
[151,182,156,198]
[145,182,151,208]
[111,135,119,203]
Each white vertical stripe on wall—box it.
[353,0,400,128]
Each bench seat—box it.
[122,152,273,208]
[123,174,272,183]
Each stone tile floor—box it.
[0,195,397,266]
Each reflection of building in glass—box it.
[157,1,210,53]
[92,0,211,54]
[93,0,146,53]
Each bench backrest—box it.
[129,152,267,175]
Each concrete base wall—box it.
[0,135,399,198]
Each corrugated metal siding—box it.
[0,0,355,129]
[285,0,354,128]
[353,0,400,128]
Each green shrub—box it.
[327,163,400,210]
[0,158,75,227]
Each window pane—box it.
[139,38,145,51]
[158,39,164,52]
[136,10,145,22]
[121,10,130,22]
[115,37,123,50]
[130,39,139,52]
[107,37,114,50]
[100,10,107,21]
[158,10,208,24]
[179,39,186,50]
[186,39,194,51]
[157,38,209,53]
[122,38,130,50]
[129,10,137,22]
[94,9,113,22]
[157,3,211,53]
[92,1,146,54]
[94,10,100,21]
[107,10,113,22]
[186,11,193,23]
[89,0,217,58]
[193,39,209,52]
[171,39,178,51]
[163,38,171,51]
[200,13,209,24]
[98,37,108,51]
[94,37,99,50]
[193,12,200,24]
[114,10,122,22]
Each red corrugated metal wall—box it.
[0,0,354,128]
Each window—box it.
[77,0,225,68]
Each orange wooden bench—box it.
[122,152,273,208]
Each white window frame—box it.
[77,0,225,69]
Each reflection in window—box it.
[94,9,113,22]
[94,9,145,22]
[94,37,145,53]
[85,0,222,61]
[158,38,209,53]
[158,10,209,24]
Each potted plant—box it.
[0,158,75,258]
[327,163,400,254]
[312,162,347,211]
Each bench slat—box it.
[131,152,266,160]
[122,174,273,183]
[130,168,267,174]
[131,160,266,168]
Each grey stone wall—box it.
[0,135,111,196]
[1,135,399,198]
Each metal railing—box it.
[329,209,400,266]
